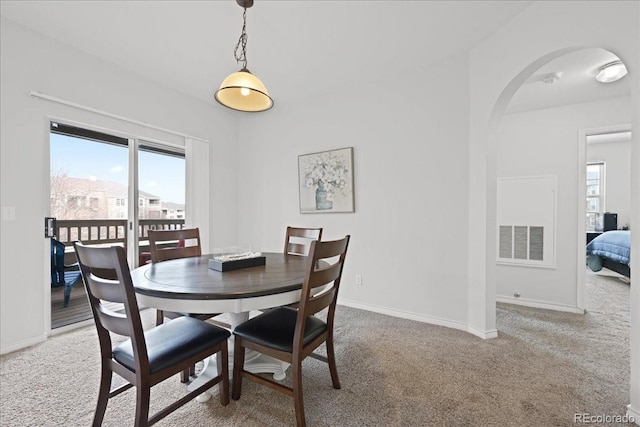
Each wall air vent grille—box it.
[497,175,556,268]
[498,225,544,262]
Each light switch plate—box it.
[2,206,16,221]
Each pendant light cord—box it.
[233,8,248,70]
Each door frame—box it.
[45,115,188,335]
[576,123,631,310]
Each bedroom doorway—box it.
[578,126,632,309]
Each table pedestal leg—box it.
[188,311,290,402]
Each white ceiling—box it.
[506,48,630,114]
[0,0,631,111]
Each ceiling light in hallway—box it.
[596,60,628,83]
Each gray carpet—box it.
[0,270,633,426]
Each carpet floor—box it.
[0,270,633,426]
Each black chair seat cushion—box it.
[113,316,230,374]
[233,307,327,353]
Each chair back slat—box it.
[85,274,126,303]
[310,236,348,259]
[96,307,131,337]
[285,242,307,256]
[304,263,342,315]
[287,227,323,239]
[295,236,350,342]
[307,263,342,289]
[149,228,201,263]
[283,226,323,256]
[306,287,336,316]
[153,245,200,262]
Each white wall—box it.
[587,137,632,228]
[469,0,639,421]
[235,54,472,330]
[0,18,239,353]
[496,96,631,309]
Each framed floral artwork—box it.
[298,147,354,213]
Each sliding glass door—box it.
[49,122,185,328]
[137,141,186,264]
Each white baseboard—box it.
[497,295,585,314]
[0,333,46,356]
[339,298,474,336]
[468,325,498,340]
[48,319,94,336]
[628,404,640,426]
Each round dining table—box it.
[130,252,309,401]
[131,252,308,314]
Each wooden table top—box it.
[131,252,308,301]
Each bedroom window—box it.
[586,162,605,231]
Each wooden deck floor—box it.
[51,284,147,329]
[51,285,92,329]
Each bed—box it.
[586,230,631,278]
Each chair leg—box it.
[217,341,230,406]
[92,365,112,427]
[180,368,190,383]
[155,310,164,325]
[326,337,341,389]
[134,385,151,427]
[292,359,306,427]
[63,284,72,307]
[231,338,245,400]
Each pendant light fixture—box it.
[215,0,273,112]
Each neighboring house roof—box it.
[57,177,161,200]
[139,189,161,200]
[162,202,185,210]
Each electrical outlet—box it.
[355,274,362,286]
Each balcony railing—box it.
[55,219,186,247]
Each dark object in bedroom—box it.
[604,212,617,231]
[586,232,602,244]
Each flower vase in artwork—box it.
[315,181,333,210]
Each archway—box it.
[484,46,636,421]
[494,48,630,312]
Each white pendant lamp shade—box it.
[215,69,273,112]
[215,0,273,112]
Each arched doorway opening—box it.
[484,46,635,420]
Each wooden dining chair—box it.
[232,235,350,427]
[148,227,228,381]
[284,226,323,256]
[266,226,324,313]
[73,242,230,427]
[148,227,202,264]
[148,227,221,326]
